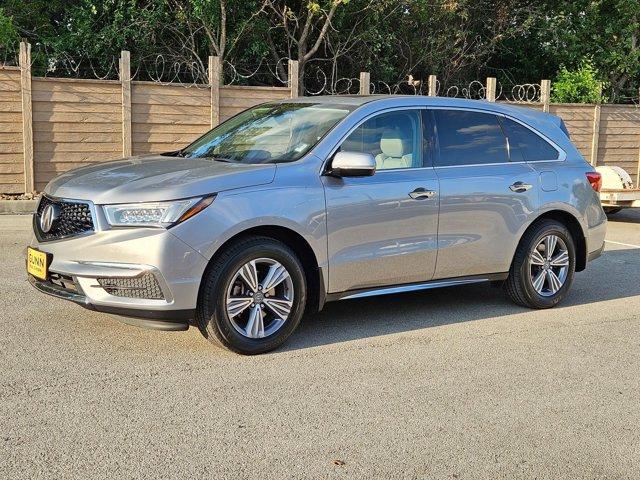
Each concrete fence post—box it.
[589,82,603,166]
[637,87,640,186]
[540,79,551,112]
[428,75,437,96]
[486,77,496,102]
[19,41,34,193]
[208,56,221,127]
[119,51,132,158]
[359,72,370,95]
[288,60,299,98]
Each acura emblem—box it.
[40,204,60,233]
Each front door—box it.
[322,109,440,293]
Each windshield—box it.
[180,102,352,163]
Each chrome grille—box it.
[97,273,165,300]
[35,195,94,241]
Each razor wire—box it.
[28,45,120,80]
[6,44,638,105]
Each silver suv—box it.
[27,96,607,354]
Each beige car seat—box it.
[375,128,414,169]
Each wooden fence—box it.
[1,44,296,193]
[1,41,640,194]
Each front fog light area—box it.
[97,273,165,300]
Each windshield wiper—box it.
[161,149,187,157]
[209,156,237,163]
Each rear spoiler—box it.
[545,112,571,139]
[558,119,571,139]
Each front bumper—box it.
[28,275,192,330]
[27,221,209,328]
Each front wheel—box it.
[196,236,307,355]
[505,220,576,309]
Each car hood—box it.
[44,155,277,204]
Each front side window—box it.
[339,110,422,170]
[180,103,352,163]
[433,110,509,166]
[501,117,560,162]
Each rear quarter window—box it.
[501,117,560,162]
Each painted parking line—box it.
[605,240,640,249]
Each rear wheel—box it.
[196,236,307,355]
[505,220,576,309]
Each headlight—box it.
[103,196,215,228]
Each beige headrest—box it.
[380,128,410,158]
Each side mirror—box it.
[329,151,376,177]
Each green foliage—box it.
[0,8,18,49]
[551,61,606,103]
[0,0,638,101]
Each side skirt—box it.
[325,273,509,303]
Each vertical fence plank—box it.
[359,72,370,95]
[541,79,551,112]
[427,75,437,96]
[209,56,221,127]
[19,42,34,194]
[288,60,299,98]
[119,51,132,158]
[590,83,603,166]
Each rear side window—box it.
[501,117,560,162]
[432,110,509,166]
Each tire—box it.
[196,236,307,355]
[604,207,622,215]
[504,219,576,309]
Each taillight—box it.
[586,172,602,192]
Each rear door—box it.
[428,108,539,279]
[322,108,440,293]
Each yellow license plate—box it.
[27,247,48,280]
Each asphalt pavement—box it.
[1,211,639,479]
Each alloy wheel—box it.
[225,258,294,338]
[528,234,570,297]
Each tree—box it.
[0,9,18,51]
[1,0,638,101]
[551,61,606,103]
[263,0,351,94]
[531,0,639,100]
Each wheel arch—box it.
[521,209,587,272]
[199,225,325,313]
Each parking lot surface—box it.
[1,211,639,479]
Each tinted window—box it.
[433,110,509,166]
[501,117,560,161]
[339,110,422,170]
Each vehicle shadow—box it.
[607,208,640,224]
[282,247,640,352]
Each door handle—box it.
[409,187,437,200]
[509,181,533,193]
